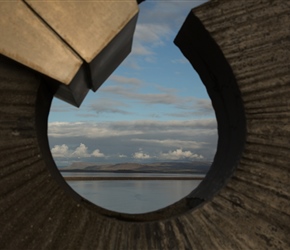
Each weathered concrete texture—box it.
[0,0,289,249]
[192,0,290,248]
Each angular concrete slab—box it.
[0,1,82,85]
[26,0,139,94]
[1,1,139,106]
[25,0,138,63]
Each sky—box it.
[48,0,217,167]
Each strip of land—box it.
[64,176,204,181]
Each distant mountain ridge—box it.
[60,161,211,174]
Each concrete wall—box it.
[0,0,289,249]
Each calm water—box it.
[61,172,203,214]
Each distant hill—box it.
[60,161,211,174]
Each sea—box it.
[61,172,204,214]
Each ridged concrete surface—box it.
[0,0,289,249]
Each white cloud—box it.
[48,121,142,138]
[134,23,172,47]
[51,144,70,158]
[131,139,206,149]
[71,143,90,158]
[48,119,217,139]
[100,85,214,115]
[50,104,78,113]
[101,85,180,105]
[131,43,154,56]
[91,149,105,158]
[51,143,105,159]
[138,1,208,31]
[130,13,172,59]
[133,149,151,159]
[171,58,188,64]
[159,148,204,160]
[89,98,132,115]
[122,57,142,70]
[49,120,217,164]
[108,75,143,85]
[127,0,208,65]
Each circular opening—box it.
[48,1,218,215]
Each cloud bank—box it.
[49,119,217,166]
[51,143,105,159]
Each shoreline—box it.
[64,176,204,181]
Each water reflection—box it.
[65,173,202,214]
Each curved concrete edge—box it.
[174,10,246,204]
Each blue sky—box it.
[48,0,217,167]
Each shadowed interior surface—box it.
[0,0,290,249]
